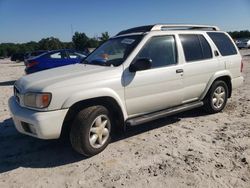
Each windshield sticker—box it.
[121,38,135,44]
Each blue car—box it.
[25,49,87,74]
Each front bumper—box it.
[8,96,68,139]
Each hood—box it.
[15,64,114,92]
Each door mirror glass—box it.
[129,58,152,72]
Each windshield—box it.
[82,35,143,67]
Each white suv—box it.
[9,24,244,156]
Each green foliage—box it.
[72,31,108,50]
[0,31,110,57]
[0,43,19,57]
[72,32,89,51]
[228,30,250,39]
[0,46,7,57]
[38,37,63,50]
[87,37,99,48]
[63,42,74,49]
[99,32,110,44]
[24,41,39,52]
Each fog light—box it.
[21,122,37,135]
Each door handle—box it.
[176,69,184,74]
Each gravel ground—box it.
[0,50,249,188]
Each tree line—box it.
[1,30,250,57]
[228,30,250,39]
[0,32,110,57]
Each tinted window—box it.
[180,34,212,62]
[207,32,237,56]
[199,35,212,59]
[50,52,62,59]
[137,35,177,68]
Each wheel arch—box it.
[61,96,125,138]
[201,73,232,100]
[214,76,232,98]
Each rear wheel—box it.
[204,80,228,113]
[70,105,112,156]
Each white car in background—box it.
[236,38,250,49]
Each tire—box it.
[70,105,112,156]
[204,80,229,113]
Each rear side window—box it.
[180,34,212,62]
[207,32,237,56]
[49,52,67,59]
[50,52,62,59]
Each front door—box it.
[124,35,184,117]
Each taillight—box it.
[241,60,243,73]
[27,61,38,68]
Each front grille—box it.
[14,86,20,103]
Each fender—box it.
[61,88,128,120]
[200,70,232,100]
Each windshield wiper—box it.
[82,59,111,67]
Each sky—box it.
[0,0,250,43]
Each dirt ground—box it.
[0,50,249,188]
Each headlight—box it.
[24,92,52,109]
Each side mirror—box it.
[129,58,152,72]
[214,50,219,56]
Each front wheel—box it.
[204,80,229,113]
[70,105,112,156]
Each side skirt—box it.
[126,101,203,126]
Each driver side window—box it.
[137,35,177,68]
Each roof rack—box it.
[151,24,220,31]
[116,24,219,36]
[116,25,154,36]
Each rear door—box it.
[179,34,219,103]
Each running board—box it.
[126,101,203,126]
